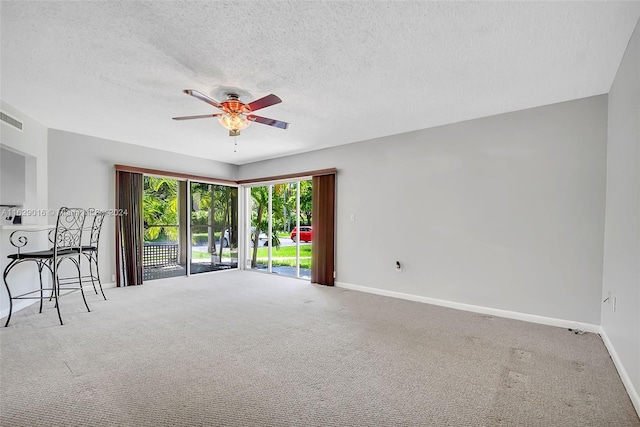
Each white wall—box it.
[47,129,238,284]
[0,102,48,222]
[601,20,640,412]
[0,102,49,319]
[239,95,608,325]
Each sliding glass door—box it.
[190,182,238,274]
[142,175,238,281]
[246,180,312,279]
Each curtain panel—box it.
[311,173,336,286]
[115,170,144,286]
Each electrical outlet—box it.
[111,274,116,282]
[395,261,402,272]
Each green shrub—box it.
[192,233,209,245]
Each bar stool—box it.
[82,211,107,300]
[3,207,90,326]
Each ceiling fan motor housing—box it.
[222,93,248,114]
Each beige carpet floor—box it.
[1,271,638,426]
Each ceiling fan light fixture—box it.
[219,113,250,134]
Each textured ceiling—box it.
[1,1,639,165]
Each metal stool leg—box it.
[86,253,98,295]
[71,257,91,313]
[51,264,63,326]
[93,253,106,300]
[37,262,45,314]
[3,261,16,327]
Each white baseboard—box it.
[600,328,640,417]
[334,281,601,333]
[0,299,36,321]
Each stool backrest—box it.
[54,207,86,253]
[89,211,107,247]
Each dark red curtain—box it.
[116,171,143,286]
[311,173,336,286]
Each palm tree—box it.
[143,177,178,241]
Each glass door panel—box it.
[295,179,312,280]
[190,182,238,274]
[249,185,269,272]
[142,176,185,280]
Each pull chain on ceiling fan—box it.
[173,89,289,137]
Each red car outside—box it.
[290,226,312,242]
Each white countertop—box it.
[0,224,54,231]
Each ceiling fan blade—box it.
[245,94,282,112]
[172,114,222,120]
[247,115,289,129]
[183,89,223,109]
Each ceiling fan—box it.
[173,89,289,137]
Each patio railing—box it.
[143,243,179,268]
[143,225,179,268]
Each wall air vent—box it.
[0,111,24,132]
